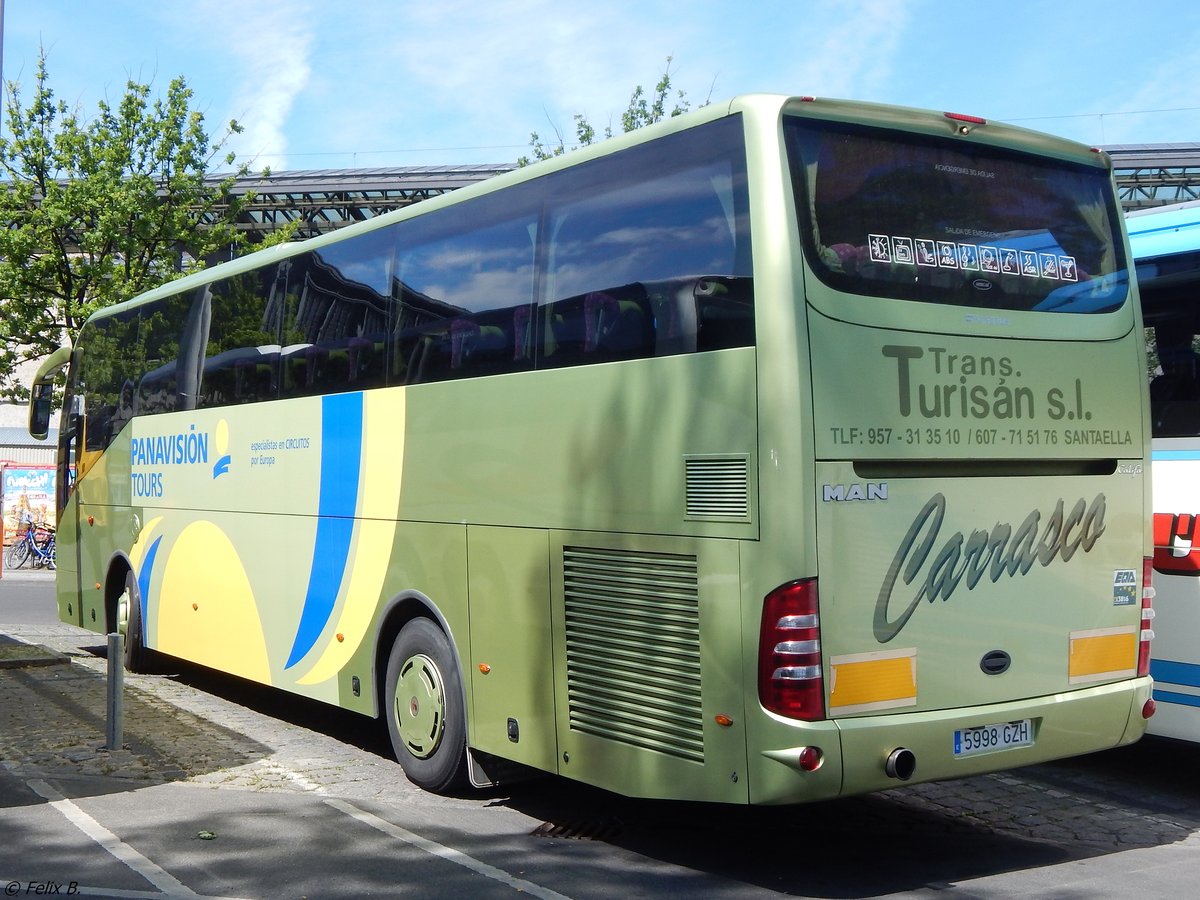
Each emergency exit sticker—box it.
[1112,569,1138,606]
[868,232,1077,282]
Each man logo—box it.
[823,483,889,502]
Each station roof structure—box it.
[206,164,516,244]
[1107,144,1200,211]
[205,146,1200,244]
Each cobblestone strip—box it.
[0,661,262,784]
[877,767,1197,851]
[2,626,429,805]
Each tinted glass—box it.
[785,117,1129,314]
[200,269,282,407]
[1148,316,1200,437]
[136,292,200,415]
[540,115,753,366]
[280,226,397,398]
[392,193,538,384]
[77,309,141,452]
[74,113,757,428]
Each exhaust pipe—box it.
[885,748,916,781]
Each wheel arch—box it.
[371,590,468,721]
[103,550,135,634]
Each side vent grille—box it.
[562,546,703,763]
[685,455,751,521]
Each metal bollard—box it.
[106,632,125,750]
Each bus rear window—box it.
[784,117,1129,314]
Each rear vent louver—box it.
[685,455,751,521]
[562,546,704,763]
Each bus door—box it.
[29,345,84,626]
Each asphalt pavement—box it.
[1,570,600,899]
[3,568,1200,899]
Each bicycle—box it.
[4,524,56,570]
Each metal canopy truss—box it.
[202,147,1200,246]
[1107,144,1200,211]
[205,164,516,242]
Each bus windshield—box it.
[1131,202,1200,438]
[785,117,1129,314]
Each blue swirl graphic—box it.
[285,393,363,669]
[138,535,163,639]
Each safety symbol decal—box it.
[864,231,1077,283]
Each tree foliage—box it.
[518,57,693,166]
[0,49,271,402]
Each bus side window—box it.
[541,284,655,368]
[390,198,537,386]
[1151,323,1200,436]
[200,269,283,406]
[77,308,142,454]
[280,231,396,399]
[538,116,753,367]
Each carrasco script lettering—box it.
[874,492,1106,642]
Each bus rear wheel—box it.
[384,618,467,793]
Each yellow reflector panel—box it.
[1068,627,1137,684]
[829,648,917,715]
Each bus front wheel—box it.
[384,618,467,793]
[118,569,151,673]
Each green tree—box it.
[518,57,694,166]
[0,49,272,402]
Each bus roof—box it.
[1126,200,1200,320]
[1127,199,1200,261]
[85,92,1116,326]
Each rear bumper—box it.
[748,676,1152,804]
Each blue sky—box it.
[3,0,1200,173]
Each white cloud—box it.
[11,0,1200,172]
[780,0,915,100]
[358,0,704,157]
[193,0,316,171]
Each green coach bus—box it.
[29,94,1156,804]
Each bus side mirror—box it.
[27,342,74,441]
[28,380,55,441]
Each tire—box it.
[384,618,468,793]
[6,539,30,570]
[119,569,152,673]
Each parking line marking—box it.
[325,798,572,900]
[28,779,201,898]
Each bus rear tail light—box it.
[1138,556,1156,678]
[944,111,986,135]
[759,580,825,721]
